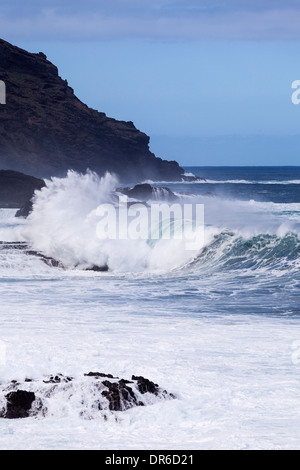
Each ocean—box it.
[0,166,299,450]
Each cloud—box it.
[1,1,300,41]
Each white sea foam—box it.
[0,171,298,276]
[0,170,300,450]
[0,272,300,450]
[20,171,205,273]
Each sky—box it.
[1,0,300,166]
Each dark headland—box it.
[0,38,188,183]
[0,170,45,208]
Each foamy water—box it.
[0,167,299,449]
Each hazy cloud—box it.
[1,1,300,40]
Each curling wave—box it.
[1,170,298,277]
[183,231,300,275]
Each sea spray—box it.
[21,171,205,273]
[13,169,300,275]
[21,171,118,270]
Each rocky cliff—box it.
[0,39,184,182]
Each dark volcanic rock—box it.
[0,38,184,182]
[0,243,109,271]
[25,250,64,268]
[84,372,115,378]
[183,175,206,182]
[101,380,144,411]
[0,373,175,419]
[4,390,35,419]
[43,374,73,384]
[131,375,160,395]
[84,265,109,272]
[15,199,34,217]
[0,170,45,209]
[119,183,177,202]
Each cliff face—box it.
[0,39,184,182]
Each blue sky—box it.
[1,0,300,165]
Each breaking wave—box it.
[0,170,298,277]
[184,230,300,275]
[20,171,204,273]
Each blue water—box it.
[147,166,300,317]
[163,166,300,203]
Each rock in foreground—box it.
[0,373,175,419]
[4,390,36,419]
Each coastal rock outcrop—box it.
[4,390,36,419]
[118,183,178,202]
[0,170,45,209]
[0,373,175,419]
